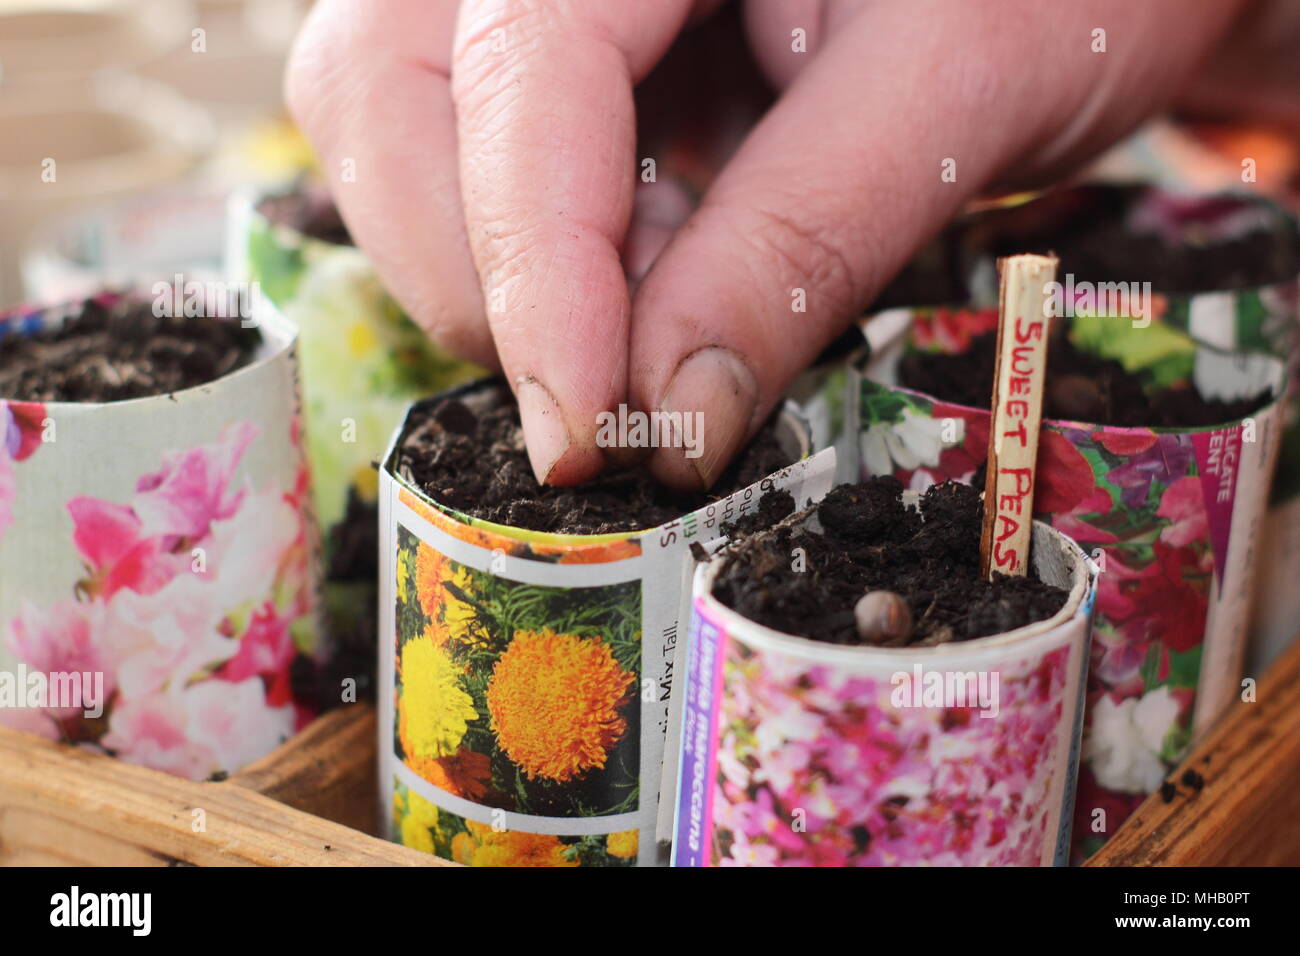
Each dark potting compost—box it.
[0,298,262,403]
[396,393,795,535]
[258,184,352,246]
[899,326,1272,428]
[713,477,1068,647]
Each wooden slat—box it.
[1088,637,1300,866]
[0,710,448,867]
[230,704,382,837]
[4,643,1298,866]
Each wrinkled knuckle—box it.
[451,4,547,95]
[469,214,544,283]
[746,206,862,314]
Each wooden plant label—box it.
[979,253,1059,579]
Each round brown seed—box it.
[853,591,913,646]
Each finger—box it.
[286,0,495,368]
[632,0,1242,489]
[450,0,706,485]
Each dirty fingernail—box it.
[515,377,571,485]
[655,347,758,490]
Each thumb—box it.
[630,0,1242,489]
[450,0,707,484]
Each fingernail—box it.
[515,377,571,485]
[656,347,758,490]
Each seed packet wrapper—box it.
[843,308,1286,861]
[0,291,325,781]
[673,506,1099,867]
[227,191,483,640]
[379,380,835,867]
[1162,287,1300,677]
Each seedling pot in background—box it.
[955,185,1300,674]
[378,380,834,867]
[847,308,1286,860]
[228,187,483,655]
[0,290,325,780]
[673,506,1099,867]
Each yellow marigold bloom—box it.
[415,543,448,619]
[407,789,440,828]
[399,790,441,854]
[606,829,638,860]
[451,832,477,866]
[396,548,412,605]
[471,831,579,868]
[401,815,435,854]
[486,629,635,782]
[399,636,478,759]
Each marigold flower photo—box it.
[393,526,642,825]
[486,628,636,782]
[391,781,637,867]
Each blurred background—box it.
[1,0,1298,308]
[0,0,316,306]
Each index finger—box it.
[450,0,707,484]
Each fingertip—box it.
[649,346,758,491]
[515,376,606,487]
[540,443,607,488]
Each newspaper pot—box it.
[673,504,1098,867]
[0,290,325,780]
[953,185,1300,670]
[228,187,483,650]
[379,379,835,867]
[848,307,1287,860]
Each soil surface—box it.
[713,477,1069,646]
[258,184,352,245]
[397,390,796,535]
[899,325,1272,428]
[0,298,262,403]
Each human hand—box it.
[288,0,1251,489]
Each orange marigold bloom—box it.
[415,543,448,619]
[471,830,579,868]
[486,629,635,782]
[410,750,492,802]
[606,829,638,860]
